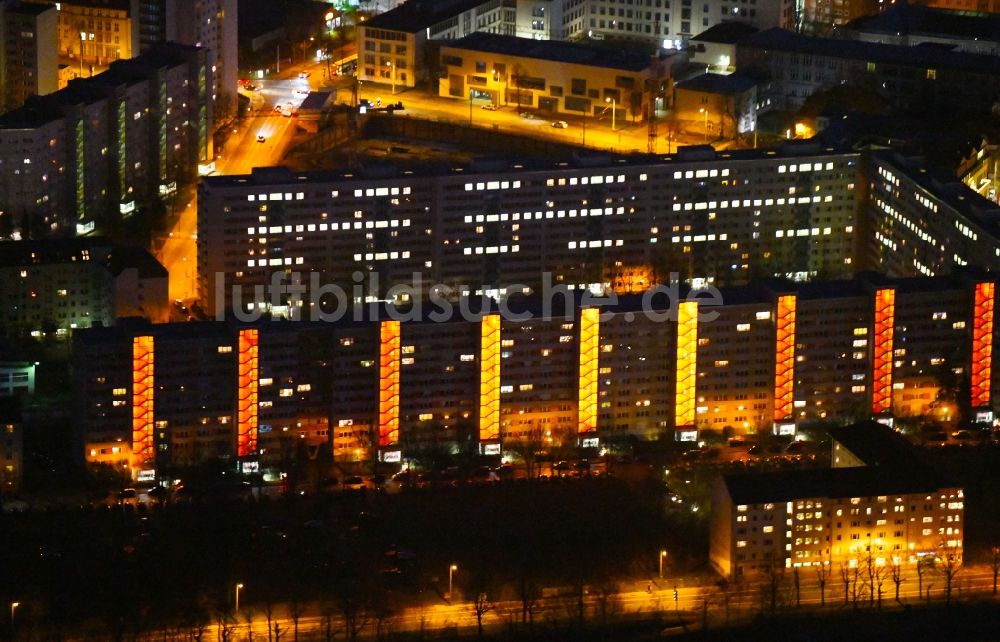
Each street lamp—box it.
[699,107,709,143]
[386,61,395,95]
[605,96,616,132]
[448,564,458,599]
[659,550,668,579]
[10,602,19,623]
[235,583,244,613]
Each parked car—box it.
[256,134,266,143]
[481,103,498,111]
[551,120,568,128]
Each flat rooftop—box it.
[364,0,489,33]
[675,72,757,95]
[740,27,1000,75]
[843,0,1000,41]
[691,21,759,44]
[443,32,659,72]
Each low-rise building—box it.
[673,72,757,140]
[737,27,1000,114]
[710,467,964,578]
[0,238,168,338]
[437,32,672,120]
[689,22,759,72]
[357,0,516,90]
[711,421,964,578]
[839,1,1000,57]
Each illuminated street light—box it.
[699,108,709,143]
[235,583,244,613]
[386,60,395,95]
[605,96,616,132]
[659,550,668,579]
[10,602,19,623]
[448,564,458,599]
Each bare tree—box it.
[593,579,621,628]
[288,597,305,642]
[793,568,801,608]
[514,574,541,628]
[262,601,276,642]
[838,562,851,605]
[243,607,255,642]
[814,553,830,606]
[888,556,905,604]
[862,547,876,606]
[472,592,494,639]
[939,550,962,605]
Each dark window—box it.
[571,78,586,95]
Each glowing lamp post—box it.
[659,550,668,579]
[386,61,395,95]
[235,583,244,613]
[10,602,19,624]
[605,96,616,132]
[699,108,709,143]
[448,564,458,599]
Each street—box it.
[76,564,996,640]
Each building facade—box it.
[737,28,1000,114]
[437,32,672,120]
[0,362,35,396]
[0,418,22,494]
[359,0,793,90]
[839,2,1000,57]
[0,238,168,337]
[0,42,211,238]
[73,272,999,469]
[55,0,138,74]
[710,469,964,577]
[1,0,58,112]
[197,143,864,315]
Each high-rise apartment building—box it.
[0,238,168,337]
[0,0,58,112]
[197,143,862,316]
[0,42,211,237]
[72,272,998,470]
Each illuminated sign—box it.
[676,429,697,442]
[381,450,401,463]
[237,328,259,457]
[971,282,994,409]
[775,423,796,436]
[240,461,259,474]
[75,220,95,235]
[378,320,401,446]
[131,335,155,469]
[581,437,600,449]
[158,182,177,196]
[136,469,156,482]
[197,161,216,176]
[773,295,796,424]
[871,288,895,415]
[482,443,501,455]
[675,301,698,428]
[577,307,600,434]
[479,314,501,442]
[119,200,136,215]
